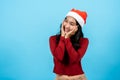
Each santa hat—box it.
[66,8,87,27]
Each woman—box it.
[49,8,89,80]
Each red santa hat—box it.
[66,8,87,27]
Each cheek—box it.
[70,26,74,30]
[70,27,73,30]
[62,22,66,26]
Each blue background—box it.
[0,0,120,80]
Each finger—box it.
[70,27,77,35]
[75,27,78,32]
[61,24,64,32]
[73,26,78,33]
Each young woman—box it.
[49,8,89,80]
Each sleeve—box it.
[65,38,89,64]
[49,36,65,61]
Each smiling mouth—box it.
[64,29,70,32]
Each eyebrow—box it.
[65,18,76,23]
[69,20,76,24]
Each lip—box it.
[64,28,70,32]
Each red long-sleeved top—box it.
[49,35,89,76]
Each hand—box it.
[65,26,78,38]
[61,23,65,37]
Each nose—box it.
[64,22,69,28]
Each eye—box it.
[70,22,76,26]
[70,23,74,26]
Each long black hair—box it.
[56,19,84,64]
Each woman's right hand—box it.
[61,23,65,37]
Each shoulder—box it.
[49,35,57,39]
[80,37,89,44]
[49,35,57,41]
[80,37,89,41]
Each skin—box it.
[61,16,78,38]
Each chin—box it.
[65,30,70,33]
[65,31,68,33]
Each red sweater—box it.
[49,35,89,76]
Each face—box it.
[62,16,78,33]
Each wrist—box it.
[65,36,70,39]
[61,34,65,37]
[65,34,71,38]
[65,35,69,38]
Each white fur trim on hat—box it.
[66,11,85,27]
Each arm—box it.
[49,36,65,61]
[65,38,89,64]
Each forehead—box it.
[65,16,76,23]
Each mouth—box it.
[64,28,70,32]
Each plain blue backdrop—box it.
[0,0,120,80]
